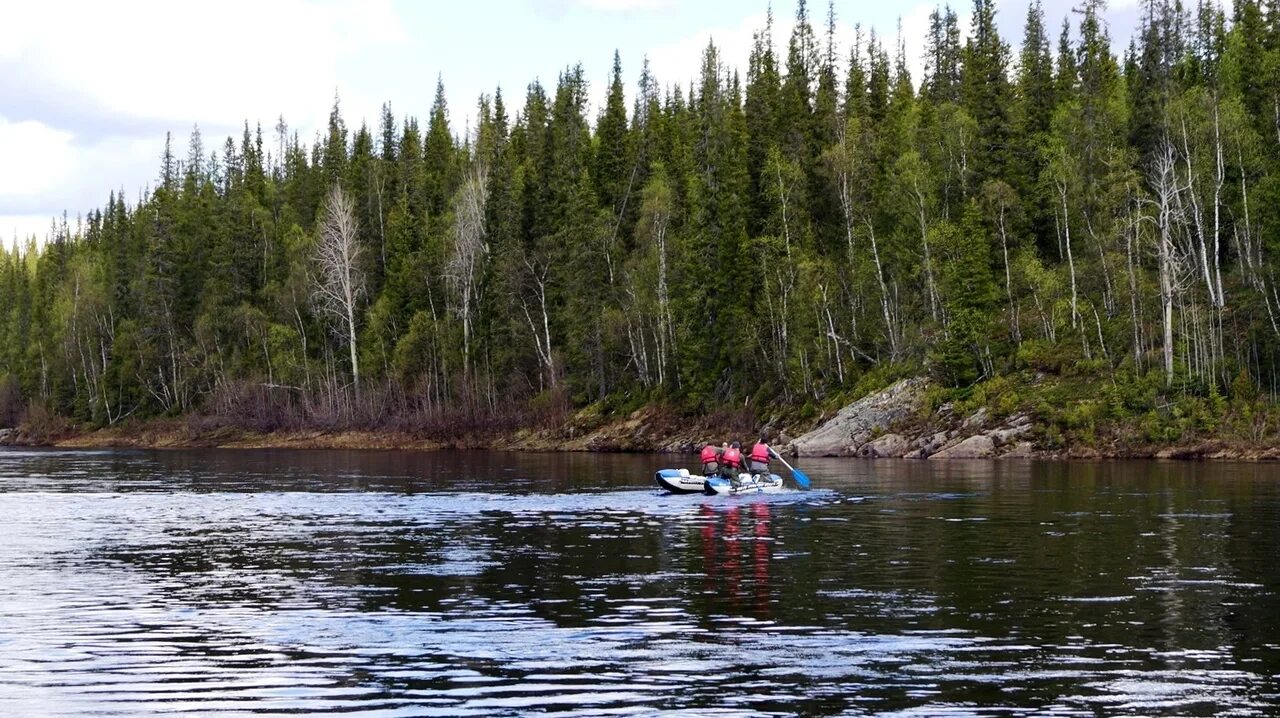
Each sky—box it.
[0,0,1145,247]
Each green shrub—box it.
[795,401,819,422]
[1014,340,1050,372]
[1231,369,1259,402]
[1104,374,1159,417]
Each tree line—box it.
[3,0,1280,435]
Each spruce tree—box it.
[594,51,632,216]
[323,94,348,188]
[780,0,817,163]
[925,6,962,104]
[962,0,1013,187]
[745,12,783,237]
[423,77,458,221]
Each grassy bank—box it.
[905,361,1280,459]
[5,365,1280,460]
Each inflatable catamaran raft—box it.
[653,468,786,495]
[654,447,811,496]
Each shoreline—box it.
[4,376,1279,461]
[4,421,1279,462]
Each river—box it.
[0,448,1277,716]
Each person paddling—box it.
[699,442,721,476]
[720,441,744,483]
[748,437,771,477]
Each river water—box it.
[0,448,1278,716]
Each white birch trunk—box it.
[313,184,365,395]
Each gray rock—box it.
[915,430,952,454]
[791,378,928,456]
[858,433,910,458]
[929,434,996,459]
[904,448,928,459]
[989,426,1029,445]
[961,407,989,430]
[987,414,1033,446]
[1001,441,1035,458]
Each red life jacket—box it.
[749,443,770,463]
[722,446,742,468]
[700,445,719,463]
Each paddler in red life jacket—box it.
[748,437,771,476]
[699,443,721,476]
[720,441,744,479]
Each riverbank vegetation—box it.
[4,0,1280,453]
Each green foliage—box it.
[930,205,999,387]
[2,0,1280,447]
[953,374,1022,419]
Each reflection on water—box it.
[700,503,774,618]
[1,448,1279,715]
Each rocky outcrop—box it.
[1003,441,1035,458]
[792,376,1041,459]
[857,433,910,458]
[918,430,954,455]
[0,428,14,445]
[929,434,996,459]
[961,407,989,430]
[929,413,1033,460]
[791,379,929,456]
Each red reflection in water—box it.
[700,502,773,616]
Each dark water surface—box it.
[1,449,1278,716]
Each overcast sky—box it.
[0,0,1143,247]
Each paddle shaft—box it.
[768,446,810,488]
[767,446,798,473]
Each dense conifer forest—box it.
[4,0,1280,448]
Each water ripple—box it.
[2,448,1279,715]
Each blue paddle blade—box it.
[767,446,811,490]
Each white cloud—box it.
[0,0,406,243]
[0,120,187,243]
[0,215,64,247]
[0,117,75,199]
[577,0,675,10]
[645,12,768,93]
[1,0,403,130]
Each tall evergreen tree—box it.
[962,0,1013,186]
[595,51,633,217]
[423,77,458,221]
[745,11,783,236]
[925,6,963,104]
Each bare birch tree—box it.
[828,115,897,360]
[1147,142,1189,386]
[897,152,941,322]
[445,163,490,377]
[1049,150,1080,331]
[981,180,1021,344]
[313,183,365,394]
[637,173,674,385]
[518,254,557,390]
